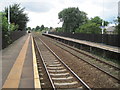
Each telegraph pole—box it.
[102,20,104,34]
[102,0,104,34]
[101,0,104,44]
[8,5,10,31]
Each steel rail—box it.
[38,37,92,90]
[54,42,120,82]
[56,41,120,70]
[34,38,56,90]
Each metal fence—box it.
[48,32,119,47]
[2,31,26,49]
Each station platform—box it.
[43,33,120,54]
[2,33,41,89]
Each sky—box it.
[0,0,119,28]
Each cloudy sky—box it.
[0,0,119,28]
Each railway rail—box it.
[33,37,91,89]
[49,38,120,82]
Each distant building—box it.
[118,1,120,17]
[106,26,115,34]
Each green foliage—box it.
[44,27,49,30]
[5,3,29,31]
[117,17,120,34]
[1,12,8,31]
[90,16,109,26]
[1,12,19,31]
[75,22,101,34]
[55,27,63,32]
[10,23,19,31]
[58,7,88,32]
[34,25,46,31]
[35,26,41,31]
[1,12,11,47]
[32,28,35,31]
[114,17,120,34]
[27,27,31,30]
[75,16,109,34]
[40,25,44,31]
[50,27,53,30]
[1,9,20,49]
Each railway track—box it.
[34,37,91,89]
[50,38,120,82]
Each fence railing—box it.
[2,31,26,49]
[48,32,119,47]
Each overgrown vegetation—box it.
[2,3,29,49]
[5,4,29,31]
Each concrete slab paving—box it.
[2,34,29,85]
[19,36,34,88]
[2,33,41,88]
[2,34,30,88]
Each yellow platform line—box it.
[31,36,41,88]
[2,34,30,88]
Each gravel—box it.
[33,33,119,89]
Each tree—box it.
[1,12,11,48]
[35,26,40,31]
[5,3,29,31]
[44,27,48,30]
[58,7,88,32]
[50,27,53,30]
[9,23,19,31]
[55,27,63,32]
[40,25,44,31]
[75,16,109,34]
[90,16,109,26]
[75,22,101,34]
[1,12,8,32]
[27,27,31,30]
[114,17,120,34]
[1,12,18,31]
[32,28,35,31]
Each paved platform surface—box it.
[44,33,120,53]
[2,33,40,88]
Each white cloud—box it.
[0,0,119,28]
[26,8,63,28]
[22,2,54,13]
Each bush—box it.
[75,22,101,34]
